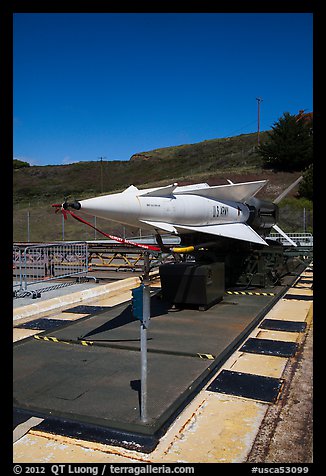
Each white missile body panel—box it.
[78,180,269,246]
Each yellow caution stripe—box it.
[34,335,93,346]
[34,335,60,343]
[197,353,215,360]
[226,291,275,296]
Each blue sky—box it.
[13,13,313,166]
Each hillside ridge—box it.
[13,130,312,242]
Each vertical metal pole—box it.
[256,97,263,145]
[140,297,148,422]
[100,157,103,193]
[19,249,23,291]
[140,252,151,422]
[62,214,65,241]
[23,247,28,290]
[85,242,88,277]
[27,210,30,243]
[94,216,97,240]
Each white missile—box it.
[64,180,284,246]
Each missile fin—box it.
[138,184,178,197]
[174,183,209,192]
[272,224,297,247]
[175,223,268,245]
[140,220,178,233]
[122,185,139,194]
[174,180,267,202]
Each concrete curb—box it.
[13,276,141,322]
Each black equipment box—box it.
[159,261,225,310]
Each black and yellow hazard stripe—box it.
[197,353,215,360]
[226,290,275,297]
[34,335,93,346]
[34,334,217,360]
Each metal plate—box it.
[284,294,312,301]
[62,305,110,314]
[297,278,313,285]
[259,319,306,333]
[14,318,72,331]
[206,369,283,403]
[240,338,298,357]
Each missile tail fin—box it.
[174,180,268,202]
[272,224,297,247]
[273,176,303,204]
[175,223,268,245]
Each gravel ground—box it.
[246,318,313,463]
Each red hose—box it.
[51,204,161,252]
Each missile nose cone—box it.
[77,192,140,225]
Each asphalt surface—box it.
[13,286,282,449]
[12,265,314,463]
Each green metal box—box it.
[159,261,224,310]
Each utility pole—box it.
[98,156,106,193]
[256,97,263,145]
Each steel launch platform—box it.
[13,273,302,453]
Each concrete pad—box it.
[256,329,299,343]
[265,300,312,322]
[13,328,43,342]
[154,393,267,463]
[13,433,142,463]
[293,284,312,290]
[227,353,288,378]
[286,288,313,296]
[294,279,313,286]
[50,312,90,321]
[95,290,132,307]
[13,276,141,322]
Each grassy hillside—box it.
[14,131,269,203]
[131,131,267,166]
[13,131,313,242]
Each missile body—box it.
[59,177,300,247]
[79,191,250,229]
[69,181,272,246]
